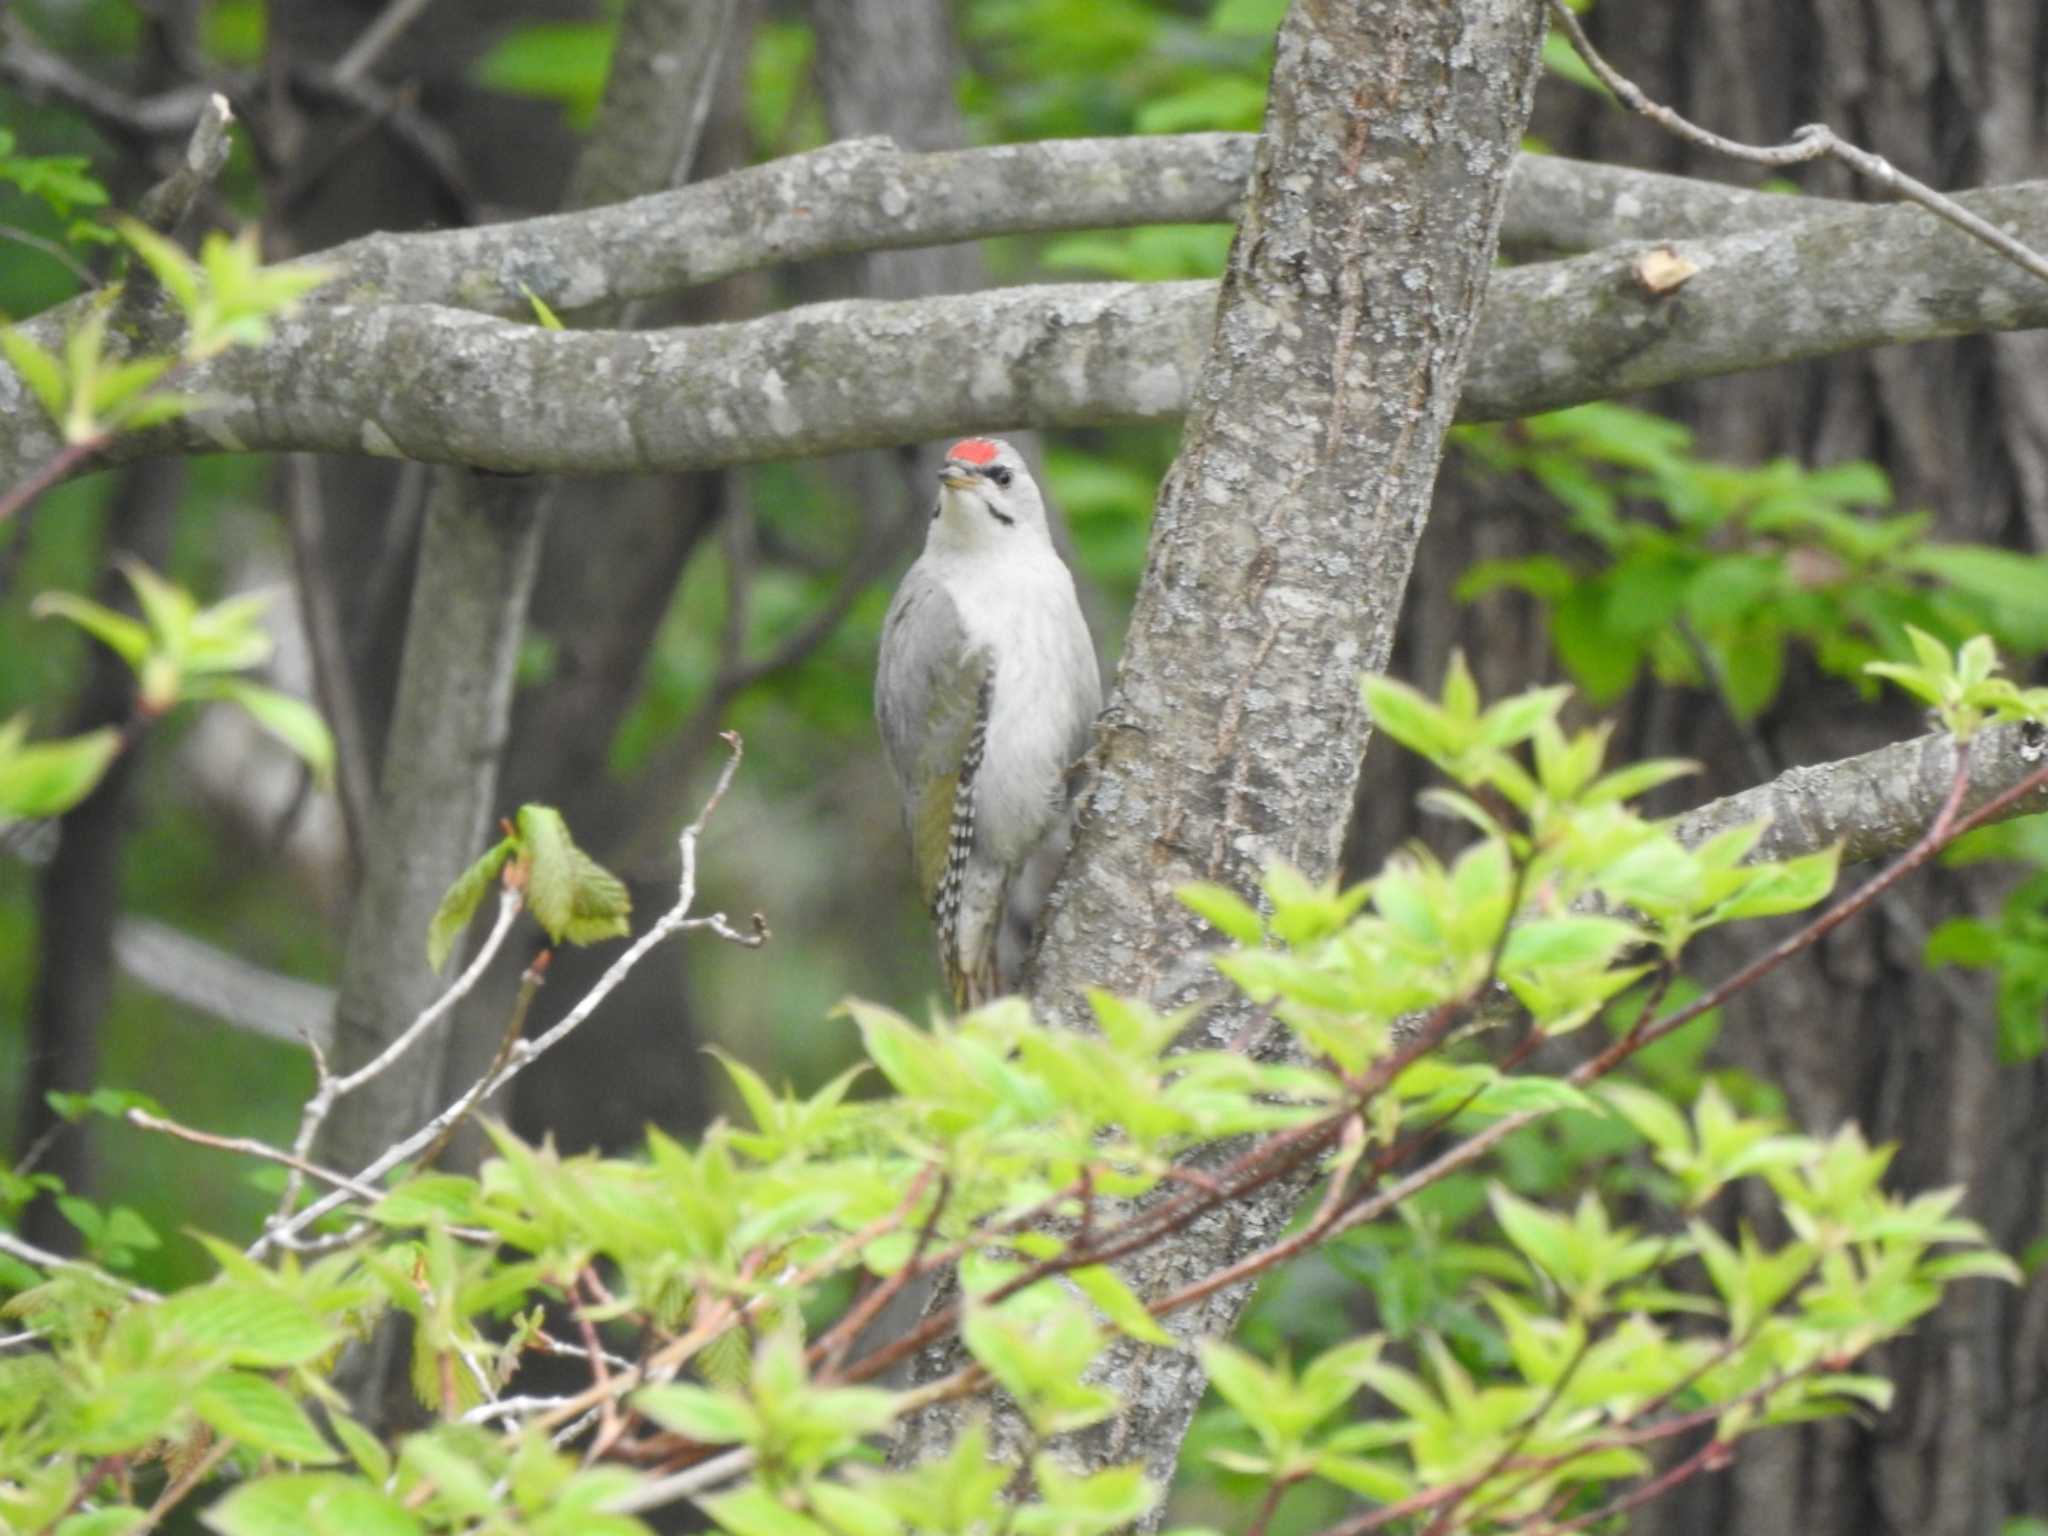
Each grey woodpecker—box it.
[875,438,1101,1008]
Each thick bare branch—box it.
[9,167,2045,488]
[1672,720,2048,866]
[1458,179,2048,417]
[291,136,1859,317]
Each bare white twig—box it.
[532,1333,638,1374]
[602,1446,756,1516]
[134,91,233,234]
[0,1230,159,1303]
[128,1109,385,1205]
[271,886,522,1227]
[464,1393,579,1427]
[251,736,760,1258]
[332,0,438,84]
[1545,0,2048,287]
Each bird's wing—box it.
[876,566,993,907]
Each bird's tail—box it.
[943,870,1010,1012]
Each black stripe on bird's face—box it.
[940,463,1017,527]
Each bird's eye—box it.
[988,466,1012,488]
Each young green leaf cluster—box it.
[2,227,331,454]
[1863,624,2048,742]
[0,561,334,828]
[427,805,633,972]
[0,662,2025,1536]
[1457,403,2048,717]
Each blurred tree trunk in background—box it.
[490,0,759,1158]
[19,462,177,1249]
[1354,5,2048,1532]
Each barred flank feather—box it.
[935,676,993,1009]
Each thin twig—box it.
[129,1433,233,1536]
[253,735,759,1258]
[0,224,98,289]
[809,1167,943,1375]
[0,1230,158,1303]
[127,1109,386,1205]
[0,435,108,525]
[1545,0,2048,287]
[601,1445,756,1516]
[1537,1434,1730,1536]
[412,947,547,1175]
[133,92,234,235]
[464,1393,579,1427]
[577,1268,626,1459]
[269,886,522,1231]
[332,0,438,84]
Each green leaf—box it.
[328,1411,392,1483]
[194,680,334,788]
[1068,1265,1173,1346]
[57,1511,146,1536]
[471,22,615,120]
[1711,846,1840,923]
[119,558,198,655]
[205,1474,421,1536]
[196,1371,340,1463]
[117,219,203,320]
[701,1483,828,1536]
[31,592,152,666]
[513,804,630,948]
[1502,915,1639,971]
[370,1173,480,1227]
[1906,547,2048,648]
[1924,917,2000,970]
[0,725,121,820]
[633,1384,761,1445]
[1178,882,1264,945]
[1540,28,1606,92]
[1360,675,1456,763]
[522,285,565,330]
[155,1284,337,1367]
[399,1430,500,1517]
[806,1483,902,1536]
[1488,1186,1575,1286]
[1599,1080,1692,1156]
[1,326,68,420]
[89,354,172,417]
[1552,583,1641,702]
[1918,1249,2024,1285]
[427,836,515,972]
[1310,1451,1413,1502]
[1210,0,1288,32]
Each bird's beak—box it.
[939,469,978,492]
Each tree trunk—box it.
[17,461,179,1249]
[897,0,1547,1513]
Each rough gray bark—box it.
[893,0,1546,1507]
[1670,722,2048,867]
[214,137,1881,317]
[11,171,2048,486]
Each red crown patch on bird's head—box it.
[947,438,1001,465]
